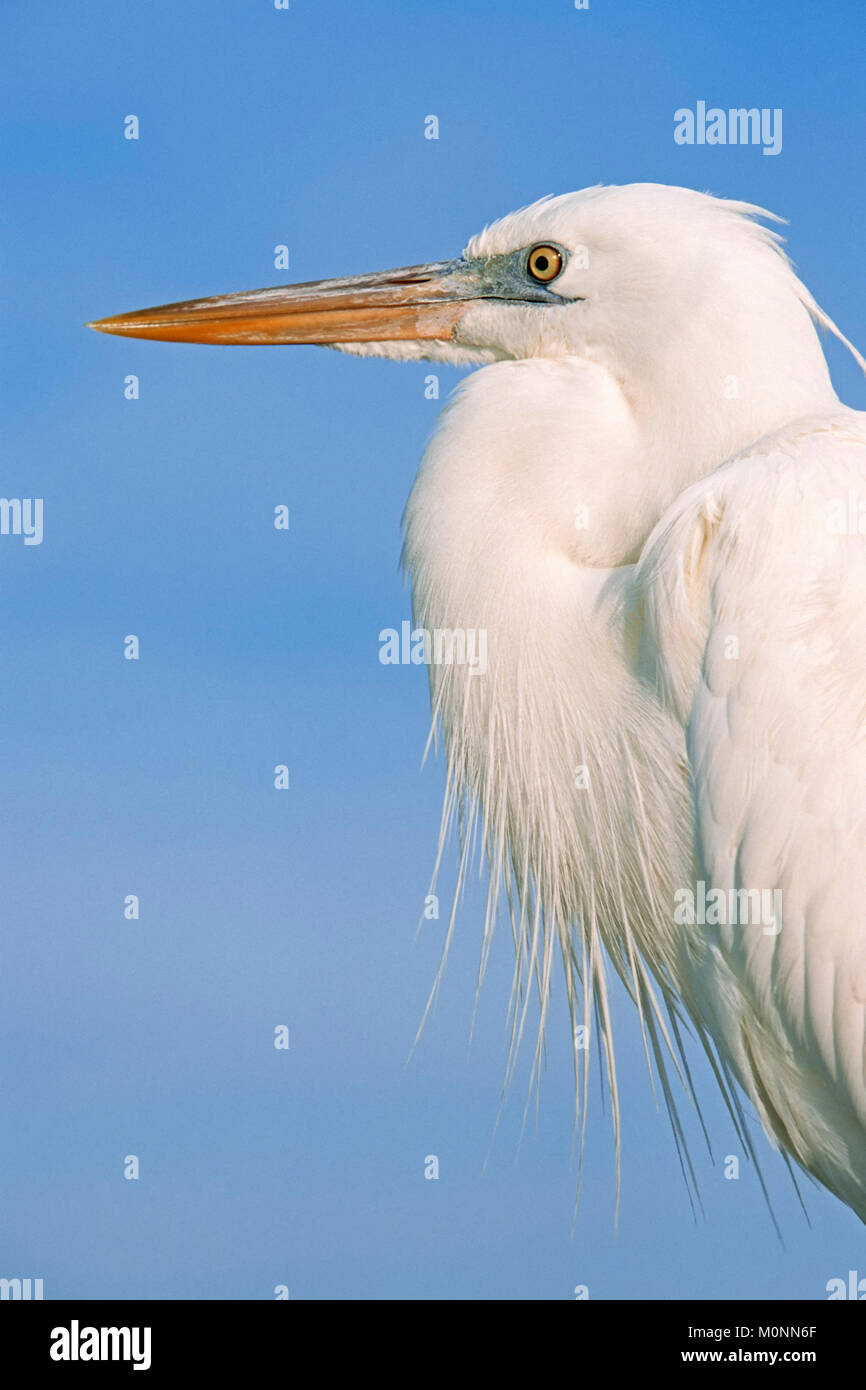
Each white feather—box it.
[390,183,866,1219]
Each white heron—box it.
[91,182,866,1222]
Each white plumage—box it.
[92,181,866,1221]
[402,186,866,1221]
[639,414,866,1219]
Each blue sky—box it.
[2,0,865,1299]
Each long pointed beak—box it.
[87,260,479,346]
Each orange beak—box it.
[87,260,480,347]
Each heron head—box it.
[88,183,848,422]
[85,226,583,366]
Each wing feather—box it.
[639,409,866,1217]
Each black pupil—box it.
[535,255,549,272]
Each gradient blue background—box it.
[2,0,865,1299]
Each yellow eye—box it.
[527,244,564,283]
